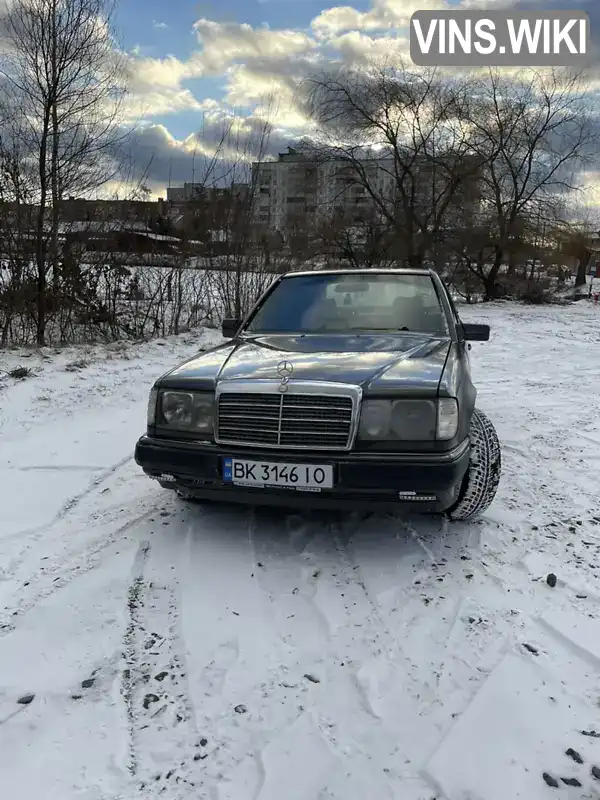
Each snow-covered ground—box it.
[1,301,600,800]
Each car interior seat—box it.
[391,294,423,331]
[303,297,338,329]
[391,293,445,333]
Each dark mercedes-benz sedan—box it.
[134,269,501,519]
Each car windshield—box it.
[246,273,449,335]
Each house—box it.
[585,233,600,277]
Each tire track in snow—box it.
[305,515,436,798]
[250,509,418,683]
[401,517,525,700]
[120,534,206,797]
[1,486,161,586]
[171,501,549,799]
[323,515,447,724]
[171,506,319,799]
[300,512,458,798]
[316,512,526,785]
[249,510,333,655]
[374,513,600,733]
[202,509,436,799]
[0,508,159,635]
[0,457,168,611]
[133,503,562,799]
[130,506,348,799]
[2,454,134,545]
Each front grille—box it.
[217,391,355,450]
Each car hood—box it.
[161,333,452,396]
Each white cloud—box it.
[312,6,382,37]
[120,18,320,128]
[121,53,207,120]
[328,30,410,63]
[110,0,600,207]
[193,19,316,74]
[152,20,168,30]
[122,0,487,129]
[126,54,202,91]
[312,0,450,37]
[124,116,295,197]
[123,89,206,121]
[117,0,528,141]
[578,172,600,208]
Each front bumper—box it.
[134,435,471,514]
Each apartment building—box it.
[166,183,206,202]
[164,149,481,242]
[166,183,249,203]
[251,148,397,232]
[250,147,481,235]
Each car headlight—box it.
[437,398,459,440]
[158,390,214,433]
[359,400,393,438]
[147,387,158,426]
[358,398,458,441]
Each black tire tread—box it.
[448,408,501,521]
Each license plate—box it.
[223,458,334,491]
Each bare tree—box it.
[169,105,280,320]
[316,208,399,269]
[466,69,598,299]
[0,131,37,345]
[0,0,129,344]
[553,203,600,289]
[300,61,482,268]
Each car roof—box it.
[281,268,435,279]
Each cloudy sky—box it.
[119,0,600,200]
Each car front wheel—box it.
[447,408,501,521]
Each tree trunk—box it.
[481,272,497,301]
[35,230,47,346]
[575,249,589,287]
[50,0,60,295]
[35,119,51,347]
[481,245,505,301]
[50,107,60,293]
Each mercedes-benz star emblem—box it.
[277,361,294,378]
[277,360,293,393]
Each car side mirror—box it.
[222,317,242,338]
[461,323,490,342]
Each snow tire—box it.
[447,408,501,521]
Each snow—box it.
[425,653,598,800]
[1,300,600,799]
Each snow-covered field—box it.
[1,302,600,800]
